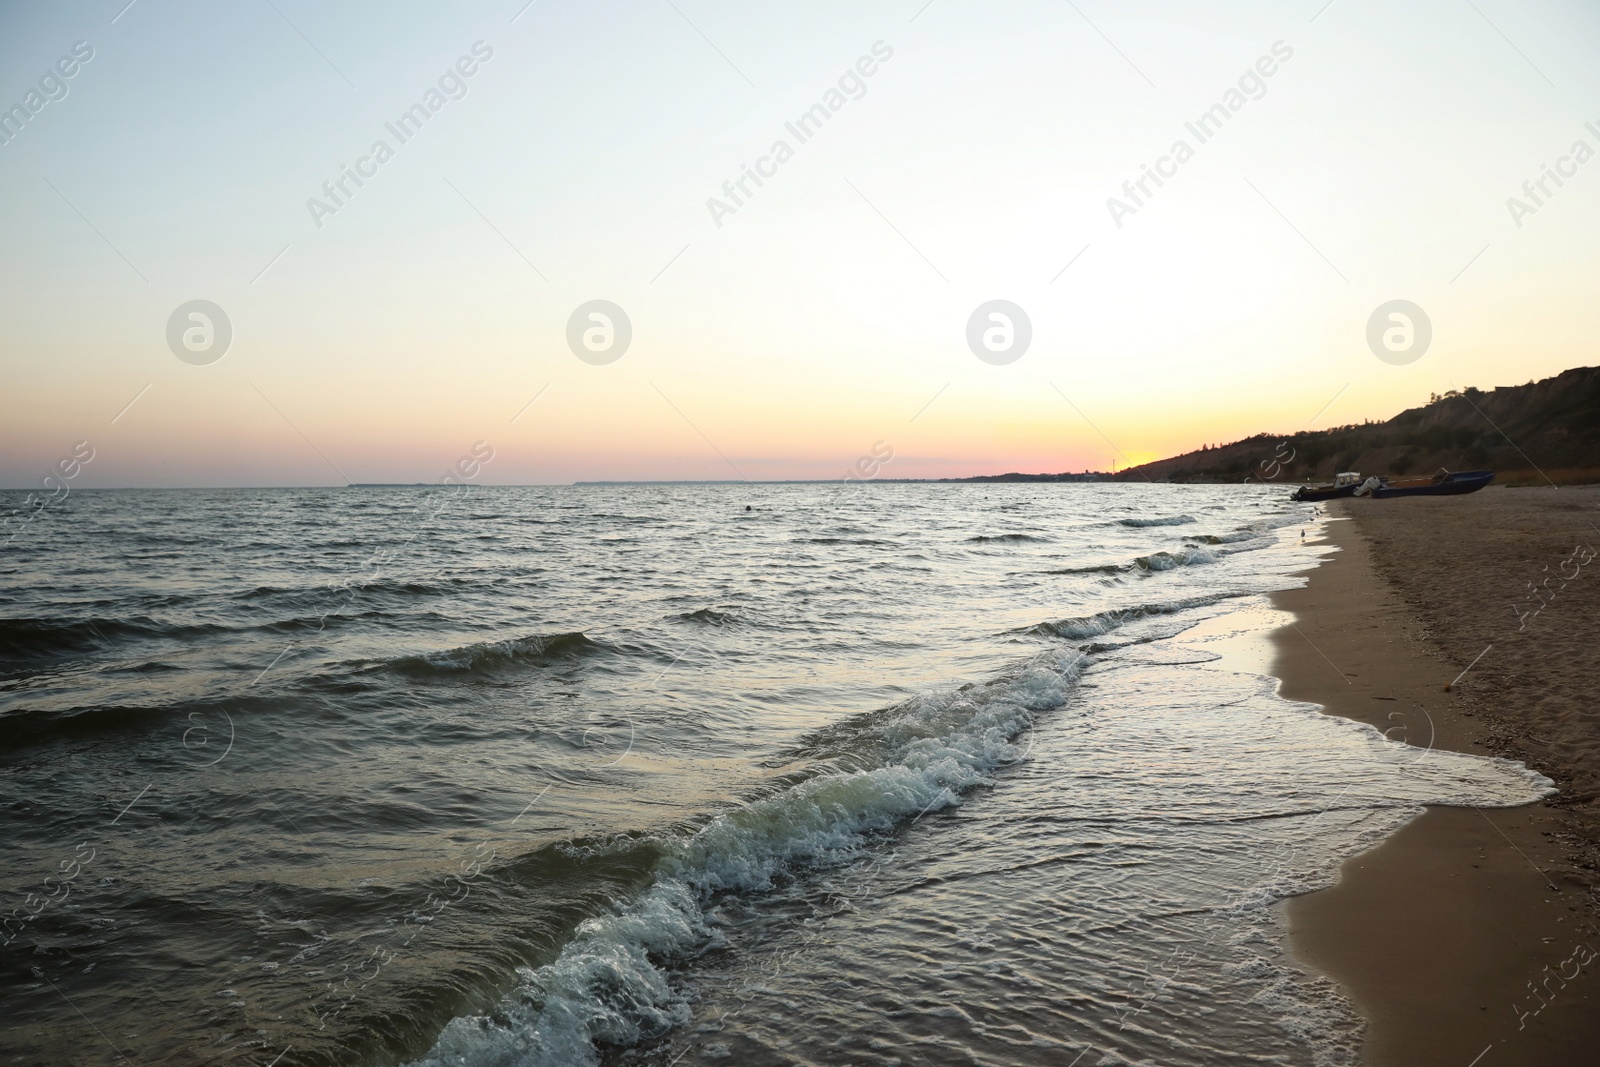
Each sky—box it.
[2,0,1598,486]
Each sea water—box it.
[0,484,1551,1066]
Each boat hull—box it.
[1291,484,1359,502]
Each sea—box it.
[0,483,1553,1067]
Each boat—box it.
[1367,469,1495,498]
[1290,471,1363,503]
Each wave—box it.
[0,694,263,751]
[673,608,740,626]
[408,647,1085,1067]
[967,533,1046,544]
[1116,514,1197,527]
[1044,563,1130,576]
[1025,595,1233,641]
[804,537,889,545]
[385,632,610,676]
[0,616,227,662]
[1192,528,1266,546]
[1045,534,1244,577]
[240,578,448,600]
[1135,545,1218,571]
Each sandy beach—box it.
[1275,486,1600,1066]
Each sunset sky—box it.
[2,0,1597,486]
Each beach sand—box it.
[1272,487,1600,1066]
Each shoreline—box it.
[1270,501,1600,1066]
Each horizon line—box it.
[3,474,1130,491]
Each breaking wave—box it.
[1135,545,1219,571]
[408,647,1086,1067]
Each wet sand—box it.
[1272,490,1600,1066]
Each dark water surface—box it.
[0,485,1549,1066]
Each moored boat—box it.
[1368,469,1495,498]
[1290,471,1363,503]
